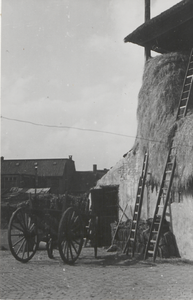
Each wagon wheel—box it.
[58,207,84,264]
[8,207,38,263]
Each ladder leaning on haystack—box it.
[144,48,193,262]
[123,151,148,257]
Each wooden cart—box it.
[8,186,118,264]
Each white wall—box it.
[97,151,193,260]
[171,195,193,260]
[119,174,193,260]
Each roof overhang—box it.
[124,0,193,54]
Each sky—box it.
[1,0,179,171]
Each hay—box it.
[133,51,193,191]
[98,51,192,192]
[174,115,193,189]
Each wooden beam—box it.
[145,0,150,21]
[145,0,151,61]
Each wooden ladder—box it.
[124,152,148,257]
[144,48,193,261]
[144,146,176,261]
[177,48,193,119]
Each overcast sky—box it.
[2,0,179,171]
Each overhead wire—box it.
[1,115,193,148]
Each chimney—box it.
[93,164,97,172]
[1,156,4,162]
[69,155,72,160]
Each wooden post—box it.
[34,162,38,198]
[145,0,151,61]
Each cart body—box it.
[8,186,119,264]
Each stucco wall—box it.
[98,150,158,221]
[119,178,158,221]
[97,151,193,260]
[171,195,193,260]
[120,179,193,260]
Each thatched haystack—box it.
[97,51,193,260]
[132,51,193,192]
[98,51,193,194]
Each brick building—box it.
[1,156,75,195]
[1,157,108,196]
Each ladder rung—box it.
[185,79,192,84]
[148,250,154,254]
[133,220,137,223]
[150,240,156,243]
[185,78,192,83]
[179,105,186,109]
[158,205,164,208]
[181,85,190,92]
[130,238,134,241]
[152,231,158,234]
[131,229,135,232]
[169,148,176,151]
[182,91,189,95]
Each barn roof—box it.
[124,0,193,54]
[1,158,74,177]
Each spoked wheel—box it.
[58,207,84,264]
[8,207,38,263]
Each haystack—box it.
[98,51,193,194]
[132,51,193,191]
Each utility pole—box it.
[145,0,151,61]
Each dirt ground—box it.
[1,246,193,300]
